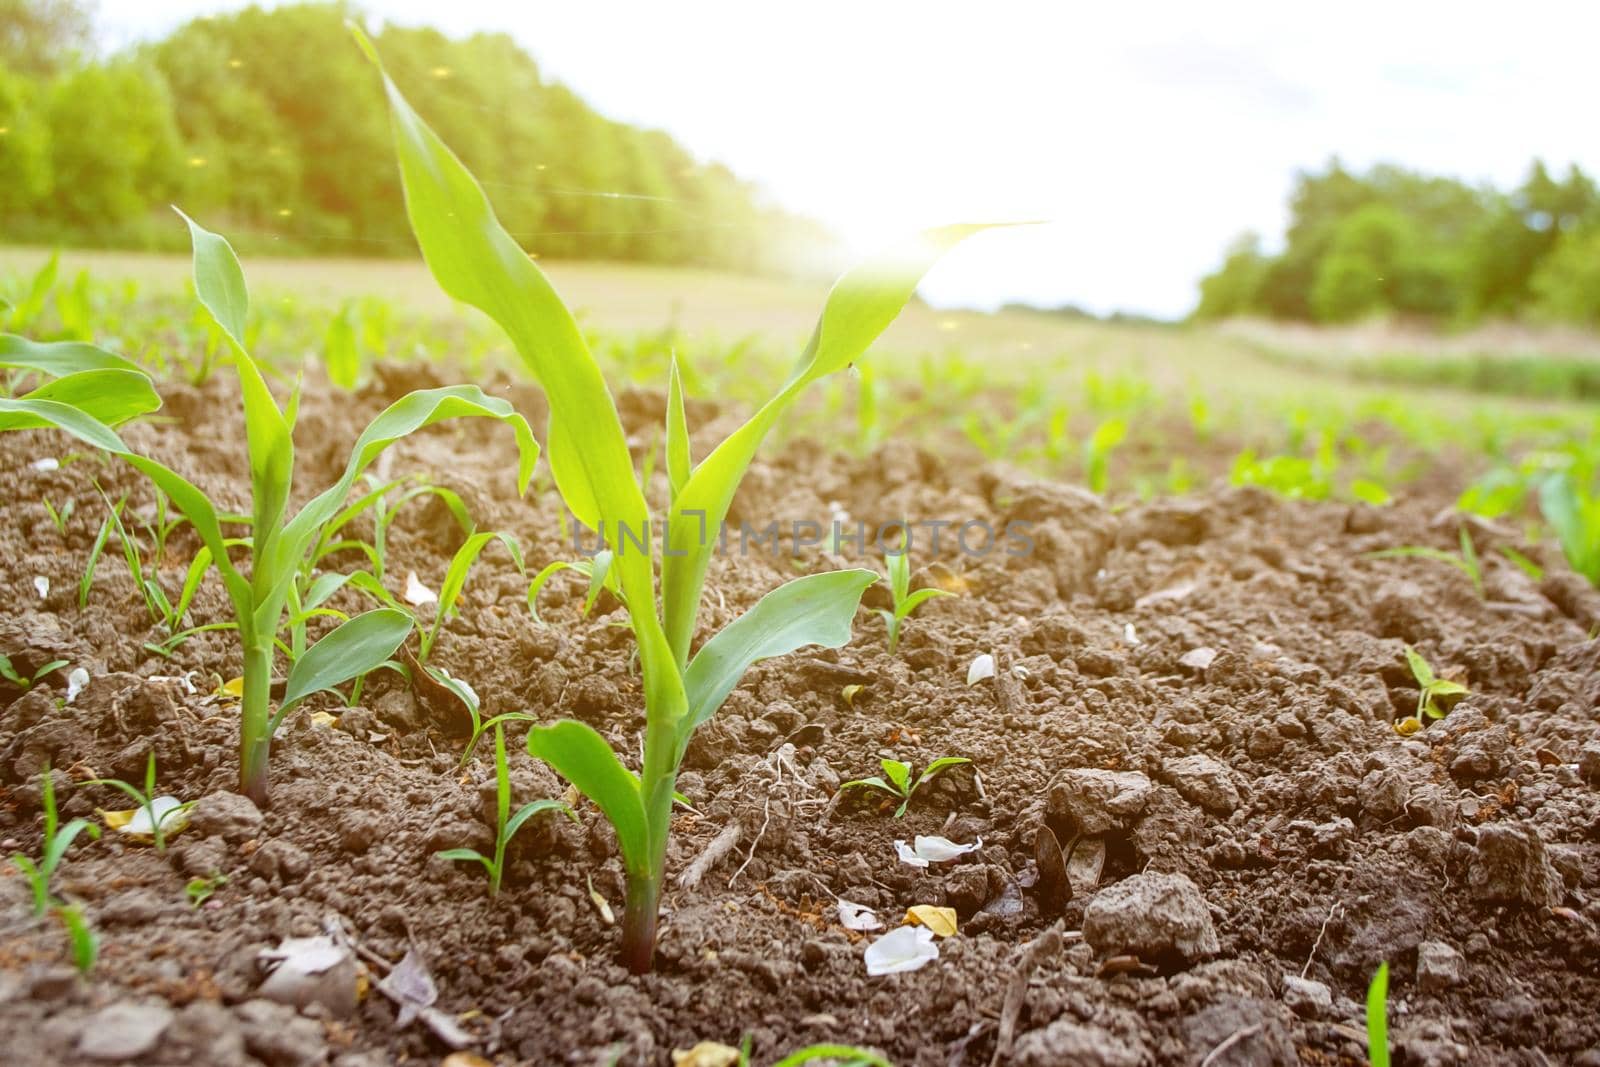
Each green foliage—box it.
[358,24,971,971]
[185,872,227,907]
[56,901,97,972]
[841,757,972,818]
[0,653,68,691]
[1365,527,1485,598]
[1396,646,1468,734]
[1366,962,1390,1067]
[875,548,952,655]
[1540,471,1600,585]
[1531,226,1600,327]
[12,212,540,806]
[436,716,575,895]
[9,767,100,915]
[2,1,825,268]
[1195,159,1600,326]
[415,531,523,664]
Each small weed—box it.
[10,767,100,916]
[841,757,972,818]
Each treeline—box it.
[0,1,831,272]
[1194,160,1600,326]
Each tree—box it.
[0,0,91,78]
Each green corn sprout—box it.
[416,531,523,665]
[876,548,953,654]
[357,23,985,971]
[83,753,194,853]
[1540,472,1600,586]
[42,495,74,534]
[10,767,100,916]
[1084,417,1126,495]
[840,757,972,817]
[526,549,622,626]
[56,902,98,973]
[437,716,575,895]
[186,873,227,908]
[1366,961,1390,1067]
[0,654,69,692]
[11,215,540,807]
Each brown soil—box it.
[2,368,1599,1067]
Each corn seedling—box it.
[83,753,194,853]
[841,757,971,817]
[1540,472,1600,586]
[1365,526,1484,597]
[1083,417,1126,495]
[0,654,69,692]
[1366,961,1390,1067]
[415,531,523,665]
[437,716,575,894]
[42,495,74,534]
[17,214,539,807]
[357,24,984,971]
[1394,646,1468,735]
[10,768,100,916]
[877,549,953,655]
[526,550,622,626]
[56,902,98,973]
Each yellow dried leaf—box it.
[1394,717,1421,737]
[672,1042,742,1067]
[441,1055,495,1067]
[586,875,614,925]
[310,711,339,729]
[905,904,958,937]
[220,676,244,698]
[841,684,865,707]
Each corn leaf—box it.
[504,797,575,843]
[277,607,414,720]
[19,369,161,428]
[0,396,251,613]
[679,568,877,740]
[0,335,145,377]
[358,26,686,777]
[660,227,987,662]
[178,211,294,584]
[524,719,650,874]
[666,357,691,499]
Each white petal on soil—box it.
[864,925,940,976]
[911,835,982,863]
[377,948,438,1028]
[257,935,358,1016]
[894,839,929,868]
[117,796,191,837]
[837,899,883,931]
[1123,622,1140,646]
[1179,647,1218,671]
[966,653,996,685]
[403,571,437,607]
[1134,580,1196,610]
[66,667,90,704]
[31,457,60,472]
[33,575,49,599]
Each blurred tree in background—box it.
[1195,159,1600,326]
[0,0,832,274]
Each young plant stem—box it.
[239,642,273,807]
[621,870,662,975]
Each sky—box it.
[99,0,1600,319]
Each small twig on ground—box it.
[1199,1024,1264,1067]
[989,924,1063,1067]
[677,821,743,891]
